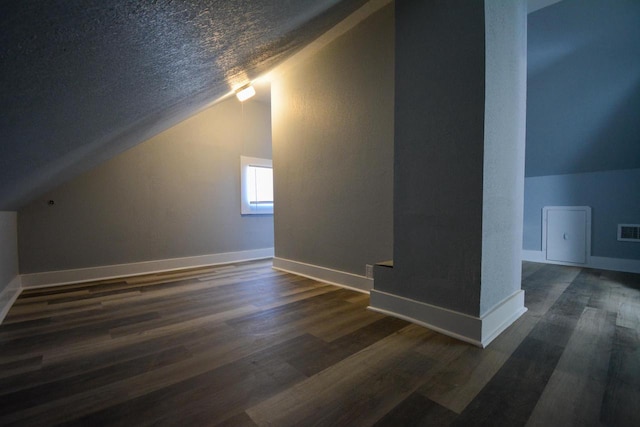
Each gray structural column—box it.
[370,0,527,347]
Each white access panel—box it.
[543,206,591,264]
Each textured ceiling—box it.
[0,0,366,210]
[3,0,625,209]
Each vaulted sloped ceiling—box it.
[526,0,640,177]
[0,0,366,210]
[6,0,631,210]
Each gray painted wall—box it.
[272,3,394,276]
[524,168,640,260]
[389,0,486,316]
[18,98,273,273]
[0,212,19,292]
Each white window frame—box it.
[240,156,273,215]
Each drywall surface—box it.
[526,0,640,177]
[271,3,394,276]
[18,98,273,273]
[0,212,19,292]
[480,0,527,315]
[523,168,640,260]
[390,0,486,316]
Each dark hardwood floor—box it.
[1,260,638,426]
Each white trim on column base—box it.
[368,289,526,348]
[272,257,372,293]
[20,248,274,289]
[0,275,22,324]
[522,249,545,263]
[522,250,640,274]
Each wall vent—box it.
[618,224,640,242]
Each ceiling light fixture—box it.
[236,84,256,102]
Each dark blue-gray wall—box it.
[524,169,640,259]
[525,0,640,260]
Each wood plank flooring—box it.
[1,260,638,426]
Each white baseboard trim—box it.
[20,248,275,289]
[522,250,546,263]
[368,289,527,348]
[0,275,22,324]
[522,250,640,274]
[480,291,528,346]
[272,257,372,293]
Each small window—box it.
[241,156,273,215]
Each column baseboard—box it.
[272,257,372,293]
[368,289,526,348]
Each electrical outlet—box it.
[365,264,374,279]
